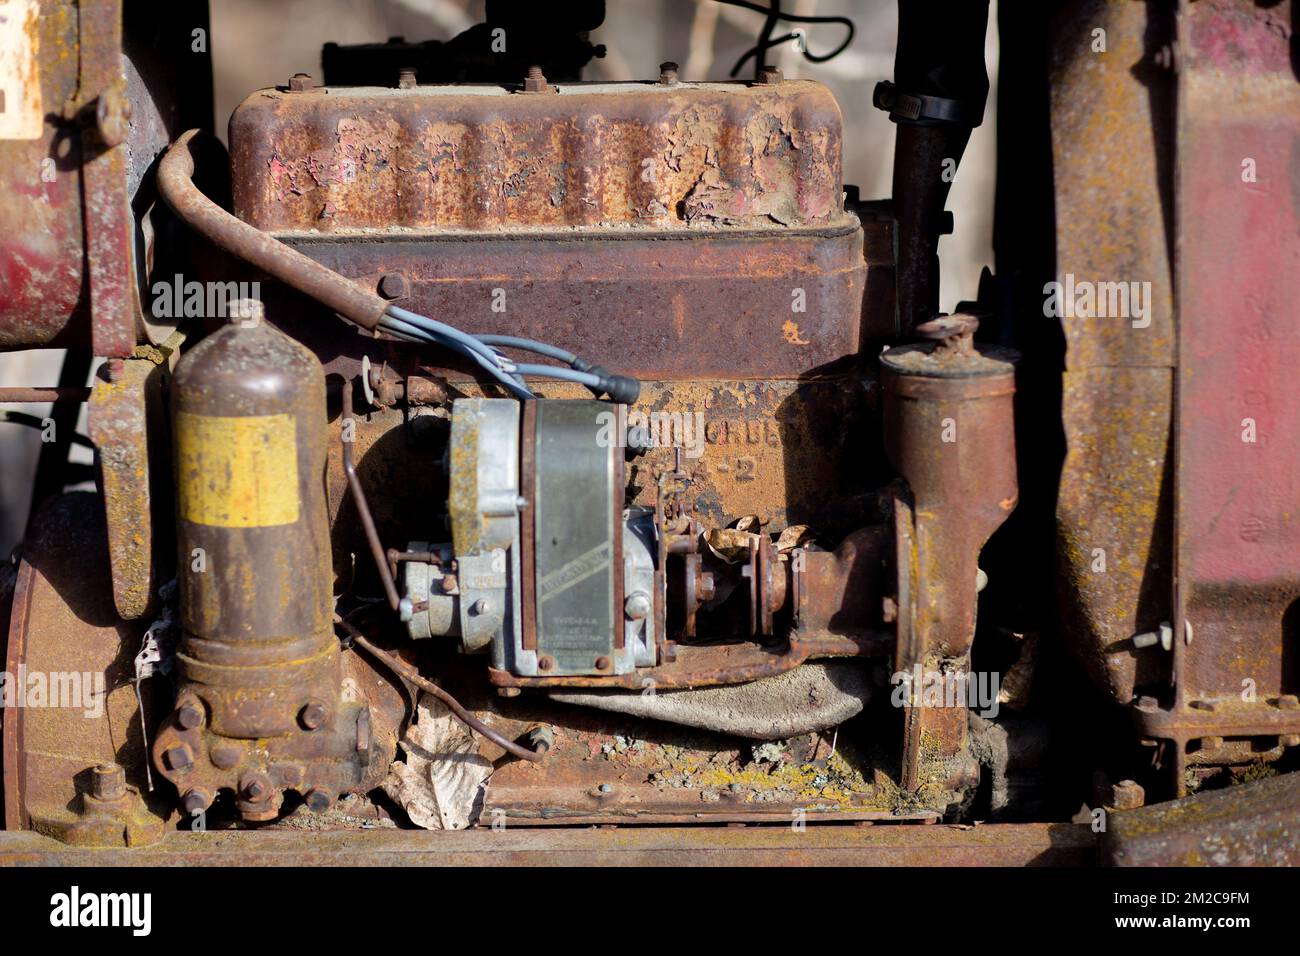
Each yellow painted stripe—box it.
[176,412,300,527]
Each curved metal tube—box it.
[157,129,389,331]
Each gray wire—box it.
[512,363,604,389]
[475,334,581,367]
[380,314,534,399]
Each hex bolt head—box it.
[162,743,194,773]
[397,68,417,89]
[470,599,489,615]
[181,788,213,815]
[305,789,333,812]
[299,700,329,731]
[757,65,783,85]
[624,591,652,621]
[176,699,204,730]
[288,72,315,92]
[659,61,680,85]
[594,656,612,671]
[91,763,126,801]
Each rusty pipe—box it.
[0,387,92,403]
[340,379,402,611]
[157,129,389,331]
[339,621,544,764]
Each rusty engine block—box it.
[1,0,1299,866]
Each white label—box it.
[0,0,41,140]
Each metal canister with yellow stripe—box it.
[157,301,363,819]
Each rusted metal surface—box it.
[1159,0,1300,792]
[0,822,1094,866]
[275,226,873,380]
[1102,771,1300,866]
[1049,0,1176,707]
[231,81,849,234]
[86,337,182,620]
[0,1,87,350]
[326,377,882,568]
[158,130,389,331]
[1,493,170,835]
[882,318,1018,792]
[486,633,887,691]
[0,1,211,352]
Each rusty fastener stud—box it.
[176,699,204,730]
[523,64,551,93]
[659,61,680,85]
[300,700,329,731]
[288,72,315,92]
[398,68,418,89]
[917,313,981,358]
[91,764,127,801]
[95,87,132,147]
[757,66,783,85]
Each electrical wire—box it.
[716,0,856,78]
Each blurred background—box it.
[0,0,997,555]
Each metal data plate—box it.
[533,401,622,675]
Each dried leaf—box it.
[383,693,493,830]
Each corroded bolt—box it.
[524,64,549,93]
[398,68,417,89]
[378,273,410,300]
[757,65,783,85]
[917,313,980,358]
[176,699,204,730]
[1134,695,1159,711]
[288,72,315,92]
[300,700,329,731]
[441,574,459,593]
[594,656,612,671]
[538,655,555,672]
[181,788,212,815]
[696,571,716,603]
[1278,694,1300,711]
[659,61,679,85]
[304,789,333,812]
[470,599,489,615]
[162,744,194,772]
[1108,779,1145,811]
[91,764,126,801]
[95,87,132,147]
[528,726,554,753]
[241,774,271,802]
